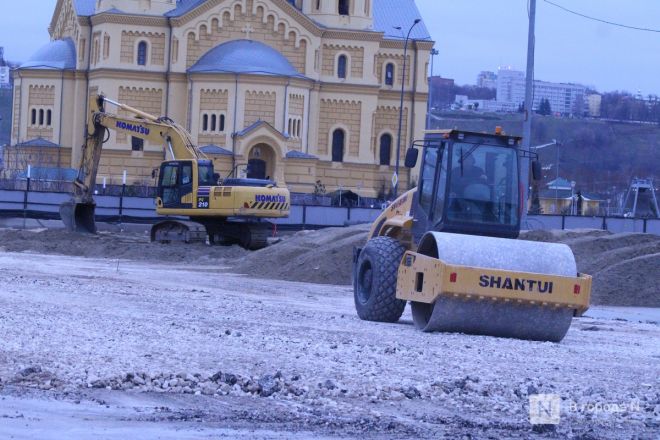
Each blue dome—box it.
[188,39,306,78]
[21,38,76,70]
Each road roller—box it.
[353,129,591,342]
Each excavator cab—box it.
[406,130,522,242]
[157,159,216,210]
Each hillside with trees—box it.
[600,91,660,123]
[430,112,659,200]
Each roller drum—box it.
[411,232,578,342]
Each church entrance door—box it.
[247,159,267,179]
[247,143,276,180]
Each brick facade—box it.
[12,87,20,140]
[287,94,305,150]
[244,91,276,127]
[375,53,411,87]
[373,106,408,160]
[318,99,362,157]
[116,87,163,144]
[198,89,229,146]
[321,44,365,78]
[120,31,166,65]
[26,85,56,140]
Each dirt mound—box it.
[0,228,247,265]
[233,224,370,285]
[521,230,660,307]
[1,225,658,307]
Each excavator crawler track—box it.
[151,220,207,243]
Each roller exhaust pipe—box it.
[60,200,97,233]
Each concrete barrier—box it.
[305,206,347,226]
[564,216,604,230]
[0,188,658,234]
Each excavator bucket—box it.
[397,232,591,342]
[60,200,97,233]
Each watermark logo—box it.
[529,394,561,425]
[567,400,641,414]
[529,394,642,425]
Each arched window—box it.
[338,0,349,15]
[31,109,37,125]
[219,114,225,132]
[385,63,394,86]
[202,114,208,131]
[39,109,44,126]
[332,129,345,162]
[137,41,148,66]
[210,114,217,131]
[379,133,392,165]
[337,55,347,79]
[316,0,320,11]
[46,109,52,126]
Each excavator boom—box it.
[61,95,200,233]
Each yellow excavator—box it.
[60,95,290,249]
[353,129,591,342]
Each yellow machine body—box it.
[154,178,290,218]
[368,189,416,243]
[353,129,592,342]
[396,250,591,313]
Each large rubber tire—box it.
[354,236,407,323]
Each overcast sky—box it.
[0,0,658,95]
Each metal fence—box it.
[0,187,658,234]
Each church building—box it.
[9,0,432,197]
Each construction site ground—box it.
[0,223,658,439]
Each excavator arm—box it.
[89,95,203,161]
[62,94,207,232]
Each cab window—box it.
[446,143,519,225]
[418,147,438,214]
[198,164,216,185]
[432,146,449,221]
[161,164,178,186]
[182,164,193,185]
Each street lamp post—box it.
[426,48,439,129]
[393,18,421,198]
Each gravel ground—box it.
[0,251,658,439]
